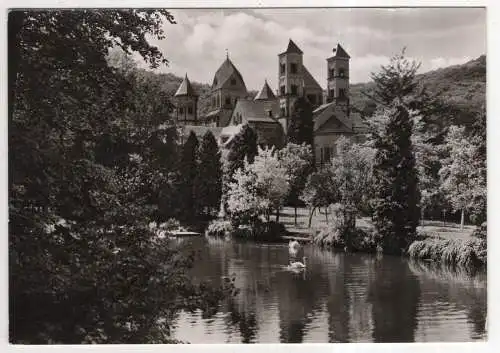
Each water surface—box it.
[171,237,487,343]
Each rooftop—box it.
[212,56,247,91]
[174,74,197,97]
[254,80,276,101]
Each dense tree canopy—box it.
[287,97,314,148]
[9,10,232,343]
[371,104,421,254]
[196,131,223,217]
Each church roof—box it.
[254,80,276,100]
[281,39,303,55]
[174,74,196,97]
[302,65,323,91]
[233,99,281,123]
[329,43,350,60]
[212,57,247,91]
[313,102,353,132]
[203,108,234,127]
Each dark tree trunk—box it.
[275,207,280,223]
[294,206,297,226]
[308,207,316,228]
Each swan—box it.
[288,256,307,270]
[289,240,301,251]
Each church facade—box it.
[172,39,367,167]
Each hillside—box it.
[350,55,486,127]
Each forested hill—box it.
[350,55,486,127]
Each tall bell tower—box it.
[278,39,304,118]
[326,43,350,113]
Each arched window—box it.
[339,68,345,77]
[231,78,236,85]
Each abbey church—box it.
[172,39,367,167]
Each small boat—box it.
[169,230,202,237]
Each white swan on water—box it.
[288,256,307,270]
[289,240,301,255]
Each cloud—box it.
[140,8,485,91]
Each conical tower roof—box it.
[174,74,197,97]
[333,43,350,59]
[254,80,276,101]
[283,39,303,54]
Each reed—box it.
[205,219,233,238]
[407,237,486,269]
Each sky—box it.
[143,8,486,91]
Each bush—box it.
[408,237,486,269]
[232,220,286,242]
[472,222,487,240]
[206,219,233,238]
[312,223,377,253]
[312,225,344,248]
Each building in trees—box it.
[172,40,367,160]
[173,74,199,125]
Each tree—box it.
[221,124,258,216]
[226,146,289,225]
[179,131,199,220]
[328,137,375,239]
[369,49,421,106]
[287,97,314,147]
[278,143,313,225]
[370,104,421,255]
[301,168,338,227]
[252,146,290,222]
[411,114,443,224]
[439,124,486,228]
[197,131,223,217]
[9,10,232,343]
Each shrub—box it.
[312,225,344,248]
[408,237,486,269]
[232,220,286,242]
[472,222,487,240]
[312,222,377,253]
[206,219,233,238]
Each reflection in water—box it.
[171,237,487,343]
[368,256,421,342]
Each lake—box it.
[171,237,487,343]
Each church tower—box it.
[173,74,198,125]
[326,44,350,112]
[278,39,304,118]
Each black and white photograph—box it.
[7,5,488,345]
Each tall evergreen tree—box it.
[287,97,314,147]
[179,131,199,219]
[197,131,222,217]
[371,104,420,254]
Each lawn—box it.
[279,206,476,241]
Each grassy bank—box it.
[279,206,486,269]
[204,206,486,270]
